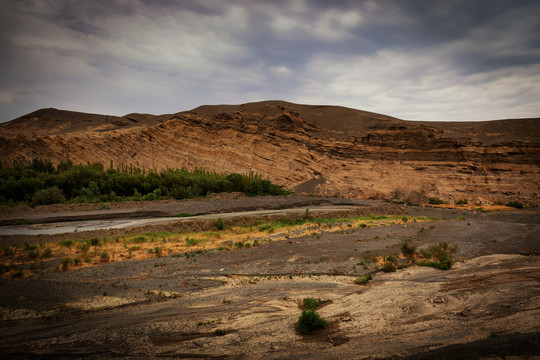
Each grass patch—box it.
[185,237,207,246]
[58,240,73,248]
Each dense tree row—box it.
[0,159,288,205]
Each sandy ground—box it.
[0,198,538,359]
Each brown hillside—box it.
[1,100,539,204]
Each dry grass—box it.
[1,215,433,278]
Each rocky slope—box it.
[1,100,539,204]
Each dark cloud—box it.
[0,0,538,122]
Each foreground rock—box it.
[0,206,538,359]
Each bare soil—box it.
[0,198,538,359]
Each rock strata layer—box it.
[1,100,538,204]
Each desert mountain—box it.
[1,100,539,204]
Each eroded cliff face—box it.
[1,101,539,204]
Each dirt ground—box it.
[0,197,538,359]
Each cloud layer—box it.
[1,0,539,122]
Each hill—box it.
[1,100,539,204]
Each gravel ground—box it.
[0,199,538,359]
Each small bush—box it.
[32,186,65,205]
[11,270,24,279]
[506,201,523,209]
[455,199,468,205]
[214,329,227,336]
[78,242,91,254]
[359,223,367,228]
[417,242,455,270]
[297,309,328,334]
[302,297,323,310]
[429,197,445,205]
[62,257,72,271]
[382,262,397,273]
[215,217,225,230]
[354,274,372,285]
[42,248,52,258]
[90,238,100,246]
[401,240,417,256]
[23,242,37,251]
[100,251,110,262]
[234,241,244,249]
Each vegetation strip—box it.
[0,158,287,205]
[1,213,439,279]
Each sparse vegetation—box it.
[417,242,456,270]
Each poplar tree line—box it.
[0,159,287,205]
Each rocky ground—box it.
[0,197,538,359]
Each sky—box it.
[1,0,539,123]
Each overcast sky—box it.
[1,0,539,122]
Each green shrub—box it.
[354,274,372,285]
[417,242,455,270]
[214,329,227,336]
[429,197,445,205]
[62,257,72,271]
[456,199,468,205]
[100,251,110,262]
[302,297,324,310]
[215,217,225,230]
[401,240,416,256]
[32,186,65,205]
[11,270,24,279]
[297,309,328,334]
[506,201,523,209]
[382,262,396,273]
[42,248,52,258]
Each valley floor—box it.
[0,197,538,359]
